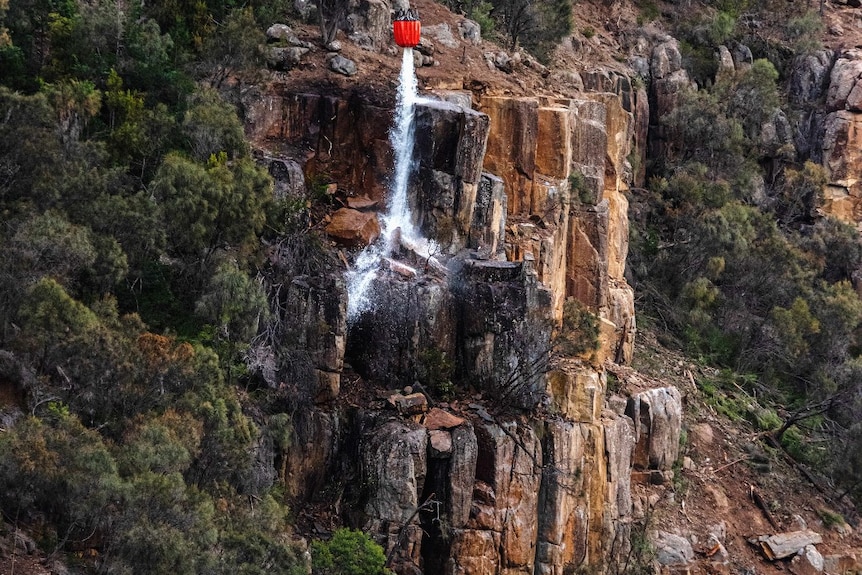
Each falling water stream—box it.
[346,48,422,321]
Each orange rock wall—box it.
[480,94,636,365]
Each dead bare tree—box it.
[317,0,349,45]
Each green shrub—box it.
[468,1,495,35]
[751,407,782,432]
[638,0,660,24]
[679,40,719,88]
[554,299,600,358]
[569,172,596,205]
[707,12,736,45]
[311,528,388,575]
[711,0,750,18]
[785,11,823,54]
[779,425,808,461]
[418,347,455,401]
[818,508,845,529]
[699,376,747,421]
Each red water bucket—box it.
[393,19,420,48]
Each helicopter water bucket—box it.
[393,9,420,48]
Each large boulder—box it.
[327,53,357,76]
[326,208,381,246]
[345,0,390,50]
[650,38,684,80]
[423,23,459,48]
[826,49,862,111]
[652,531,694,565]
[458,19,481,45]
[789,49,835,105]
[790,544,825,575]
[266,24,311,47]
[266,46,310,70]
[716,45,735,82]
[627,386,683,471]
[264,156,306,202]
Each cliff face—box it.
[236,3,693,571]
[789,48,862,226]
[241,69,681,573]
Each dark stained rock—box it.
[346,274,455,389]
[284,408,342,501]
[241,92,393,202]
[789,50,835,106]
[411,98,490,251]
[453,259,553,409]
[273,272,347,403]
[266,46,310,70]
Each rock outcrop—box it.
[790,48,862,230]
[479,93,637,364]
[244,41,676,573]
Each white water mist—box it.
[346,48,419,321]
[384,47,419,242]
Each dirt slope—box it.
[620,329,862,574]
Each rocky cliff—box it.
[790,47,862,226]
[235,1,862,573]
[237,5,690,571]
